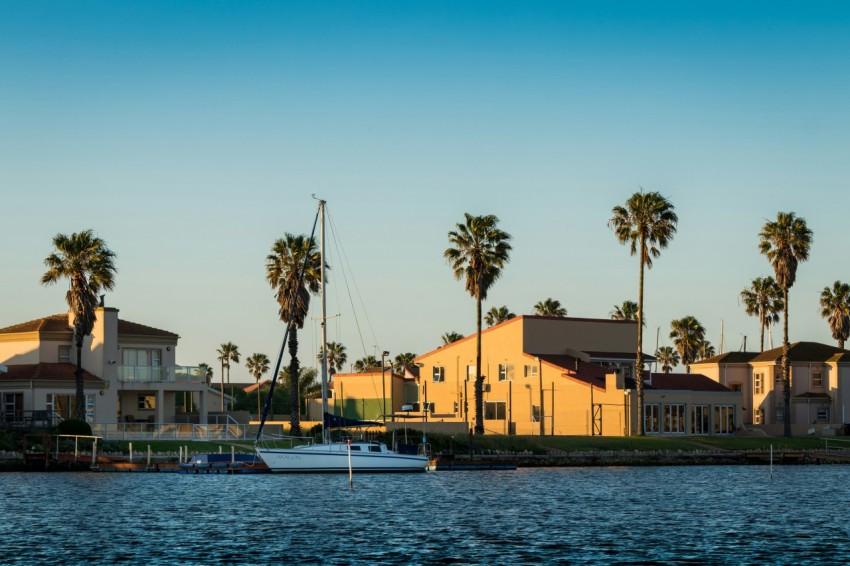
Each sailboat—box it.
[255,199,430,473]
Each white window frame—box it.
[664,404,686,434]
[715,405,735,434]
[644,404,661,434]
[58,345,72,364]
[524,364,538,378]
[754,408,764,425]
[691,405,710,434]
[484,401,506,420]
[816,407,829,422]
[754,372,764,395]
[432,366,445,383]
[812,371,823,389]
[498,363,515,381]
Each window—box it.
[775,371,782,383]
[644,404,660,434]
[46,393,95,422]
[754,408,764,425]
[2,393,23,422]
[123,348,162,366]
[715,405,735,434]
[817,408,829,422]
[754,373,764,395]
[664,404,686,433]
[484,401,506,420]
[432,366,445,383]
[812,371,823,389]
[453,401,459,413]
[730,384,742,392]
[423,402,435,414]
[524,364,538,378]
[467,365,477,381]
[775,405,784,421]
[498,364,515,381]
[349,445,361,451]
[368,445,381,452]
[691,405,710,434]
[138,395,156,410]
[531,404,541,423]
[58,345,72,363]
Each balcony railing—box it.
[117,365,205,384]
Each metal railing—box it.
[117,365,205,384]
[91,416,276,441]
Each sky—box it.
[2,1,849,381]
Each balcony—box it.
[117,365,205,384]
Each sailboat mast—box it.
[319,200,329,443]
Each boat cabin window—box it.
[369,445,382,452]
[349,445,361,451]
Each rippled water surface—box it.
[2,466,850,564]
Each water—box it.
[2,466,849,564]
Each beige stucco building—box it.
[692,342,850,435]
[0,307,220,427]
[330,316,740,436]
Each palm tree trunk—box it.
[289,323,302,437]
[474,292,484,435]
[74,336,85,421]
[635,242,645,436]
[759,310,765,353]
[782,288,791,437]
[256,376,261,419]
[220,362,225,412]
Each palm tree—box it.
[41,230,117,421]
[484,306,515,327]
[197,363,213,386]
[739,276,784,352]
[610,300,640,322]
[318,341,348,376]
[533,298,567,317]
[441,331,464,345]
[819,281,850,349]
[393,352,417,374]
[696,339,716,361]
[609,191,678,435]
[670,316,706,373]
[246,353,270,418]
[445,213,512,434]
[759,211,813,437]
[654,346,680,374]
[216,342,240,412]
[266,233,323,437]
[353,356,380,372]
[280,367,321,422]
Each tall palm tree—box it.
[610,300,639,322]
[759,211,813,437]
[393,352,417,374]
[41,230,117,421]
[609,191,678,435]
[318,341,348,376]
[484,306,515,327]
[739,276,784,352]
[654,346,680,374]
[280,367,320,422]
[216,342,240,412]
[246,353,270,418]
[533,298,567,317]
[445,213,512,435]
[670,316,706,373]
[266,233,323,437]
[819,281,850,349]
[353,356,380,372]
[441,331,464,345]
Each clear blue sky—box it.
[2,1,849,379]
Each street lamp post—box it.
[381,351,389,425]
[537,357,544,436]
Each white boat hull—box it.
[257,442,429,473]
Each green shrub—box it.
[56,419,93,436]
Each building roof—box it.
[693,351,759,365]
[645,372,732,392]
[585,351,656,362]
[0,313,178,339]
[243,379,271,393]
[533,354,609,387]
[750,342,850,364]
[0,363,104,383]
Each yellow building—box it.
[331,316,740,436]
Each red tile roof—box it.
[645,372,731,392]
[0,313,177,338]
[750,342,850,363]
[532,354,609,387]
[0,363,103,383]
